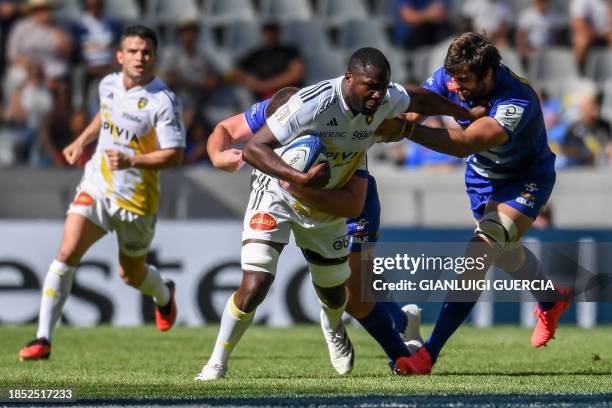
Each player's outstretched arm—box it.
[243,124,330,188]
[207,113,253,172]
[390,116,509,157]
[63,112,102,165]
[105,147,184,170]
[405,84,476,121]
[280,175,368,218]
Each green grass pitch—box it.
[2,324,611,401]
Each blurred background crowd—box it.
[0,0,611,171]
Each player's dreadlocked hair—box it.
[347,47,391,76]
[444,32,501,78]
[265,87,300,117]
[120,24,159,52]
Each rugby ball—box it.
[280,135,327,172]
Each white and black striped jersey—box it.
[266,76,410,190]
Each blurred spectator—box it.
[570,0,612,73]
[6,61,52,130]
[233,22,304,100]
[75,0,121,101]
[537,88,568,148]
[5,61,53,164]
[0,0,24,78]
[5,0,72,113]
[160,20,220,126]
[393,0,453,50]
[36,107,88,167]
[561,92,612,166]
[460,0,511,48]
[393,116,462,169]
[516,0,560,62]
[183,115,211,166]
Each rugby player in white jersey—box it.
[196,48,477,380]
[19,25,186,361]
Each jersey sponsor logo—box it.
[319,131,346,139]
[137,97,148,109]
[352,129,375,140]
[102,122,140,146]
[516,196,535,208]
[333,234,350,250]
[73,192,94,207]
[447,80,459,92]
[122,112,143,123]
[248,102,262,120]
[354,218,368,231]
[318,97,336,114]
[326,151,360,163]
[249,212,277,231]
[106,92,114,99]
[494,104,525,132]
[273,97,302,126]
[326,118,338,126]
[524,183,539,192]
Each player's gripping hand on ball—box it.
[297,161,330,188]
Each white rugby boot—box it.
[195,362,227,381]
[401,304,424,354]
[320,310,354,375]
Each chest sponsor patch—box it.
[494,104,525,132]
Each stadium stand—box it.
[0,0,609,171]
[260,0,312,23]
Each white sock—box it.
[137,264,170,306]
[208,293,255,366]
[321,295,348,331]
[36,260,76,340]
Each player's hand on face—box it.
[63,143,83,166]
[217,149,246,172]
[105,149,132,170]
[302,161,330,188]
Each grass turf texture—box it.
[2,325,611,399]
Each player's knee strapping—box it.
[241,242,280,275]
[309,261,351,288]
[474,212,519,252]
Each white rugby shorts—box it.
[67,184,156,257]
[242,172,350,260]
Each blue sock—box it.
[358,303,410,362]
[383,302,407,333]
[508,248,555,311]
[425,301,476,363]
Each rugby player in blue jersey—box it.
[204,87,423,378]
[378,32,569,375]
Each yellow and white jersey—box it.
[81,72,185,216]
[267,76,410,190]
[265,76,410,218]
